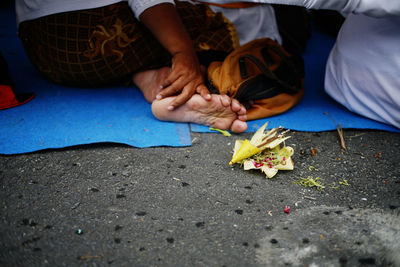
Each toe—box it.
[230,99,242,112]
[230,120,248,133]
[238,114,247,121]
[220,95,231,107]
[237,105,247,116]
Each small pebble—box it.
[235,209,243,215]
[195,222,205,228]
[284,206,290,214]
[71,202,80,210]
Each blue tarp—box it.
[0,5,397,155]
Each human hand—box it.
[156,51,211,110]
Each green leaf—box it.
[209,127,231,137]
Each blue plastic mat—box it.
[0,6,398,155]
[0,6,191,155]
[191,26,400,133]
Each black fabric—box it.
[234,50,303,103]
[0,51,15,88]
[311,10,345,37]
[235,74,281,102]
[197,50,229,67]
[272,4,312,54]
[0,51,35,110]
[273,53,304,88]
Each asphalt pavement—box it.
[1,129,399,266]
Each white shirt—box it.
[207,5,282,45]
[200,0,400,17]
[15,0,174,25]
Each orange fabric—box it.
[207,38,304,120]
[208,38,294,96]
[195,1,259,8]
[246,90,304,120]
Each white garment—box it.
[15,0,281,46]
[201,0,400,17]
[325,14,400,127]
[205,0,400,127]
[208,5,282,45]
[15,0,174,25]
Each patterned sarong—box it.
[18,1,238,87]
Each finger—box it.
[156,77,185,100]
[160,69,178,89]
[167,87,193,110]
[196,84,211,101]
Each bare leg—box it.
[132,67,170,103]
[152,94,248,133]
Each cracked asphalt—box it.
[0,129,399,266]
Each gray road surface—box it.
[1,130,399,266]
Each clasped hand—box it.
[156,51,211,110]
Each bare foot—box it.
[152,94,248,133]
[132,67,170,103]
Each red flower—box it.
[284,205,290,214]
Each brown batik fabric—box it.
[18,1,238,87]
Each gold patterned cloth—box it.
[18,1,238,87]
